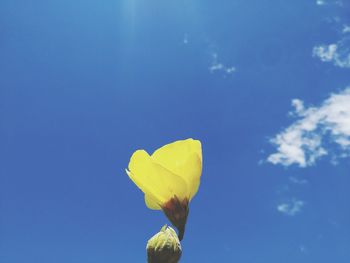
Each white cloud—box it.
[289,176,308,185]
[316,0,343,5]
[291,99,305,114]
[313,28,350,68]
[267,88,350,167]
[209,53,236,75]
[225,67,236,74]
[209,62,224,72]
[277,199,305,216]
[313,44,338,62]
[313,43,350,68]
[343,25,350,34]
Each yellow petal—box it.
[182,153,202,200]
[127,150,188,204]
[151,139,202,199]
[144,194,161,210]
[126,169,162,205]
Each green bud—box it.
[147,225,182,263]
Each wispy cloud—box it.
[277,199,305,216]
[343,25,350,34]
[289,176,308,185]
[313,19,350,68]
[183,34,189,45]
[316,0,326,5]
[316,0,343,6]
[313,44,338,62]
[267,88,350,167]
[209,53,236,75]
[313,42,350,68]
[299,245,307,254]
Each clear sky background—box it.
[1,0,350,262]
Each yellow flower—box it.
[126,138,202,240]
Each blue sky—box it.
[1,0,350,262]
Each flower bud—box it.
[146,225,182,263]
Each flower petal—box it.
[144,194,161,210]
[182,153,202,200]
[127,149,188,203]
[151,139,202,199]
[126,169,162,205]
